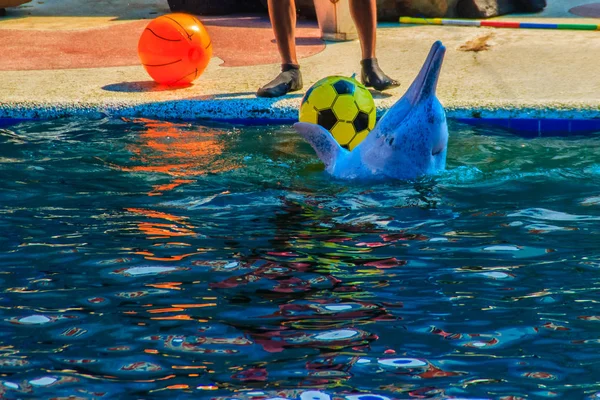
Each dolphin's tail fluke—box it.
[293,122,346,172]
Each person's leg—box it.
[348,0,399,91]
[257,0,303,98]
[348,0,376,60]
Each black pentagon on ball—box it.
[317,109,337,131]
[353,111,370,133]
[332,79,355,96]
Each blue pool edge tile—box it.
[1,102,599,134]
[457,117,600,136]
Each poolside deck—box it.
[0,0,598,121]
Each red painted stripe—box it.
[481,21,521,29]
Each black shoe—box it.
[257,64,303,98]
[361,58,400,91]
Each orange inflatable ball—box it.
[138,13,212,86]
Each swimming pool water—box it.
[0,117,599,399]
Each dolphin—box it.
[294,40,448,180]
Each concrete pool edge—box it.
[1,100,599,123]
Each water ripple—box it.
[0,117,598,399]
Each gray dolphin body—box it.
[294,41,448,180]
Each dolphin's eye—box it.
[432,147,443,156]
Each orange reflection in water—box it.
[126,208,191,225]
[125,207,202,259]
[149,179,195,196]
[166,384,190,390]
[112,119,238,260]
[147,282,183,290]
[171,303,216,308]
[151,315,195,321]
[147,308,186,314]
[118,118,239,196]
[144,253,204,262]
[136,223,195,239]
[126,207,196,244]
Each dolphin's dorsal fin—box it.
[293,122,346,171]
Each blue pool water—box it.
[0,117,599,400]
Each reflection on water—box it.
[0,117,599,399]
[114,118,238,195]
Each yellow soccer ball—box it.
[299,76,376,151]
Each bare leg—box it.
[257,0,304,97]
[348,0,399,91]
[268,0,298,65]
[348,0,377,60]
